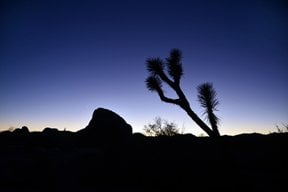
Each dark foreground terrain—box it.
[0,130,287,191]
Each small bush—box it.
[143,117,180,136]
[276,123,288,133]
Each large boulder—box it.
[42,127,59,135]
[78,108,133,145]
[13,126,30,135]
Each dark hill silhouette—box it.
[0,109,287,191]
[77,108,133,146]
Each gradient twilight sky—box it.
[0,0,287,135]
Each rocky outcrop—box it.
[78,108,133,145]
[13,126,30,135]
[42,127,59,135]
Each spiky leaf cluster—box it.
[145,49,183,92]
[146,58,164,76]
[166,49,183,82]
[197,83,220,128]
[146,76,162,92]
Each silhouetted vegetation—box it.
[143,117,181,136]
[275,123,288,133]
[197,83,220,136]
[145,49,220,137]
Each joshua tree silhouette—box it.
[145,49,220,137]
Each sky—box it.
[0,0,287,136]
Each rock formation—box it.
[78,108,133,145]
[13,126,30,134]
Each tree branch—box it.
[156,88,180,105]
[158,71,176,89]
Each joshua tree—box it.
[145,49,220,137]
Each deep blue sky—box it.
[1,0,287,135]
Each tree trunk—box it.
[182,106,219,137]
